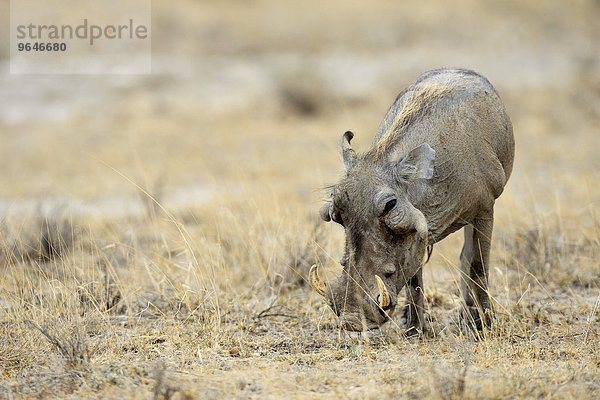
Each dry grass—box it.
[1,0,599,398]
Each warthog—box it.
[311,68,514,333]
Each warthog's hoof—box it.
[460,306,494,332]
[399,304,427,338]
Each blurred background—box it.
[1,0,598,211]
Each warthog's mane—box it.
[369,82,454,157]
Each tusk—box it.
[375,275,390,308]
[309,265,326,297]
[423,244,433,264]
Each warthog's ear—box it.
[341,131,357,173]
[394,143,435,183]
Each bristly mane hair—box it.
[369,82,453,157]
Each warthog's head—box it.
[311,131,435,331]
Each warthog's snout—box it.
[310,265,394,331]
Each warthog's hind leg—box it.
[459,212,494,330]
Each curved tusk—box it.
[423,244,433,264]
[375,275,390,309]
[309,265,326,297]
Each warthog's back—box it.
[366,68,515,242]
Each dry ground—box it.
[1,0,599,398]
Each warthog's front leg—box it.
[460,212,494,330]
[400,267,425,336]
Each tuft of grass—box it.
[25,320,99,370]
[1,211,75,265]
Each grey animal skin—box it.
[311,68,515,333]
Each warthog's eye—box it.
[381,199,397,216]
